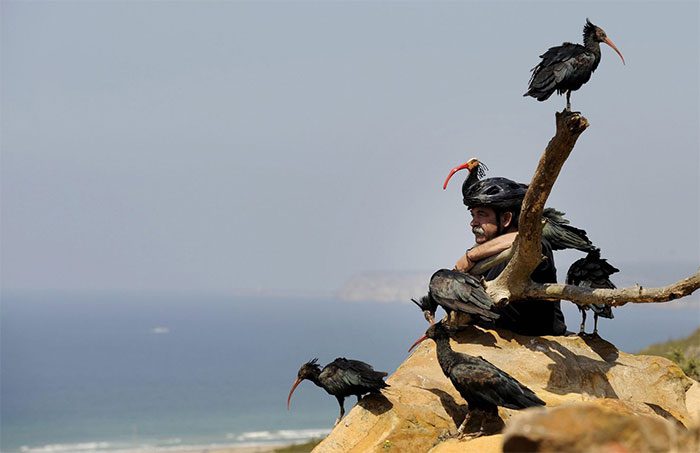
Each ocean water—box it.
[2,279,699,453]
[1,292,426,453]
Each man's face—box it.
[469,206,500,244]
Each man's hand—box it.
[454,251,474,272]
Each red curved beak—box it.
[443,161,476,190]
[286,378,303,410]
[408,334,428,353]
[604,37,625,65]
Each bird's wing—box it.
[526,43,596,98]
[450,358,545,409]
[429,269,499,321]
[542,208,597,252]
[320,358,388,394]
[566,250,619,317]
[537,43,587,67]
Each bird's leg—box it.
[473,416,487,438]
[566,91,572,111]
[334,396,345,426]
[578,309,587,336]
[456,411,472,437]
[592,313,600,337]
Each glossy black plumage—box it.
[287,358,388,425]
[542,208,597,253]
[413,322,545,436]
[412,269,499,325]
[566,250,620,335]
[524,19,625,110]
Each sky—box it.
[2,1,698,294]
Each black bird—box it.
[524,19,625,111]
[443,159,598,253]
[409,322,545,437]
[442,157,488,194]
[287,358,389,426]
[566,250,620,336]
[412,269,499,325]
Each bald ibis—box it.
[443,158,488,195]
[287,358,389,426]
[524,19,625,111]
[566,250,620,335]
[409,322,545,437]
[412,269,499,325]
[443,159,597,253]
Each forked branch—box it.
[483,111,700,307]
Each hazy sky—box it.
[2,1,698,293]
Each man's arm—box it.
[454,232,518,272]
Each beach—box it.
[181,446,285,453]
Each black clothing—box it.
[483,239,567,336]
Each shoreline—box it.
[179,444,288,453]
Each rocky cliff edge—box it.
[312,326,699,452]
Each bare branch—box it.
[488,111,589,303]
[473,110,697,311]
[524,269,700,307]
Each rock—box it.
[501,403,698,453]
[311,326,698,452]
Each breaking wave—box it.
[17,429,329,453]
[228,428,330,442]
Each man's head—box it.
[470,205,517,244]
[462,177,527,243]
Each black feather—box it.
[542,208,598,252]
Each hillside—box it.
[638,327,700,380]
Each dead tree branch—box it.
[482,110,700,308]
[525,269,700,307]
[486,110,589,304]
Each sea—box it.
[2,265,699,453]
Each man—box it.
[452,177,567,336]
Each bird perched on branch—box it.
[443,159,597,253]
[287,358,388,426]
[524,18,625,111]
[412,269,499,325]
[409,322,545,437]
[566,250,620,336]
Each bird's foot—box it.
[333,417,341,427]
[455,430,485,440]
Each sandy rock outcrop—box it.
[312,325,698,452]
[501,402,698,453]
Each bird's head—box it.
[443,158,488,190]
[584,18,625,65]
[287,358,321,410]
[411,295,436,324]
[408,320,451,352]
